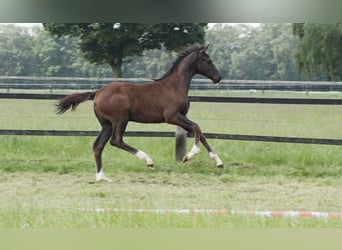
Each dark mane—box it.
[153,44,204,81]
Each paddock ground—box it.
[0,171,341,228]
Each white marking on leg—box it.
[209,152,223,167]
[96,168,112,182]
[135,150,154,166]
[184,143,200,161]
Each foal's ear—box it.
[200,44,210,53]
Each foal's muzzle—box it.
[213,75,222,84]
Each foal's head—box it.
[194,44,222,84]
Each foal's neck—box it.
[173,52,198,94]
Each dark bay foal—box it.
[56,44,223,181]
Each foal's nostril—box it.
[214,75,222,84]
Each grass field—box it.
[0,90,342,228]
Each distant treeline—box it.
[0,23,323,81]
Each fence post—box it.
[175,126,187,161]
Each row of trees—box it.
[206,23,303,80]
[0,24,113,77]
[293,23,342,81]
[0,23,341,81]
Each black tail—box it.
[56,92,95,114]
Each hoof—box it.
[217,164,224,169]
[96,169,112,182]
[147,164,155,170]
[97,177,113,182]
[182,156,188,163]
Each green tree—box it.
[43,23,207,77]
[33,30,79,76]
[122,24,304,81]
[122,47,174,79]
[205,24,249,79]
[293,23,342,81]
[271,24,301,80]
[219,23,301,80]
[0,24,37,75]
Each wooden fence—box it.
[1,92,342,146]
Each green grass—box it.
[0,90,342,228]
[2,136,342,178]
[0,172,341,228]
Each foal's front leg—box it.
[182,124,201,162]
[182,124,224,168]
[199,134,224,168]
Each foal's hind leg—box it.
[110,120,154,169]
[93,121,113,182]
